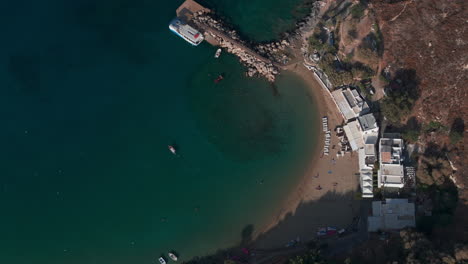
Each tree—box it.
[350,3,366,19]
[288,249,327,264]
[380,69,420,124]
[449,118,464,144]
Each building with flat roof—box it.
[358,113,378,135]
[358,135,378,198]
[368,199,416,232]
[378,135,405,188]
[342,113,379,198]
[343,113,379,151]
[332,88,369,121]
[343,120,365,151]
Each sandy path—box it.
[252,63,361,249]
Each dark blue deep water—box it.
[0,0,318,263]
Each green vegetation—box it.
[396,117,422,143]
[412,142,459,237]
[308,34,326,51]
[449,118,464,144]
[380,69,419,124]
[318,53,354,86]
[372,23,384,56]
[357,32,380,62]
[288,249,327,264]
[350,62,375,79]
[402,129,420,143]
[423,121,447,133]
[308,31,337,54]
[417,183,458,234]
[356,82,369,98]
[381,94,414,124]
[350,3,366,19]
[450,130,463,144]
[379,74,390,85]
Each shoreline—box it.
[252,62,360,249]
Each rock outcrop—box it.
[193,11,279,82]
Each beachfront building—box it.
[329,86,379,198]
[332,87,370,122]
[344,113,379,151]
[343,120,364,151]
[378,135,405,189]
[342,113,379,198]
[368,199,416,232]
[359,135,378,198]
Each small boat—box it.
[168,145,176,155]
[168,252,178,261]
[158,257,167,264]
[214,48,222,58]
[214,75,224,83]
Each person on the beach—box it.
[316,185,322,190]
[333,182,338,187]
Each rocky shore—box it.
[192,11,279,82]
[191,0,325,82]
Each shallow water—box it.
[0,0,318,263]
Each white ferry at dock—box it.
[169,18,204,46]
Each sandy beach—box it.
[252,62,361,250]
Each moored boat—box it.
[168,252,178,261]
[168,145,177,155]
[158,257,167,264]
[214,75,224,83]
[214,48,222,58]
[169,18,204,46]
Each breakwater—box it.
[175,0,325,82]
[192,11,280,82]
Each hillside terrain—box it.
[291,0,467,262]
[372,0,468,240]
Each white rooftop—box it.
[332,88,369,121]
[378,136,405,188]
[344,121,365,151]
[381,164,404,177]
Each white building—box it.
[344,113,379,151]
[330,87,379,198]
[378,135,405,188]
[358,113,379,137]
[343,120,365,151]
[332,88,370,121]
[368,199,416,232]
[359,135,378,198]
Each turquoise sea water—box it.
[0,0,317,263]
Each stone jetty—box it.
[175,0,280,82]
[174,0,325,82]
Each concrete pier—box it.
[176,0,209,21]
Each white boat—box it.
[158,257,167,264]
[169,18,204,46]
[214,48,222,58]
[168,145,176,155]
[168,252,178,261]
